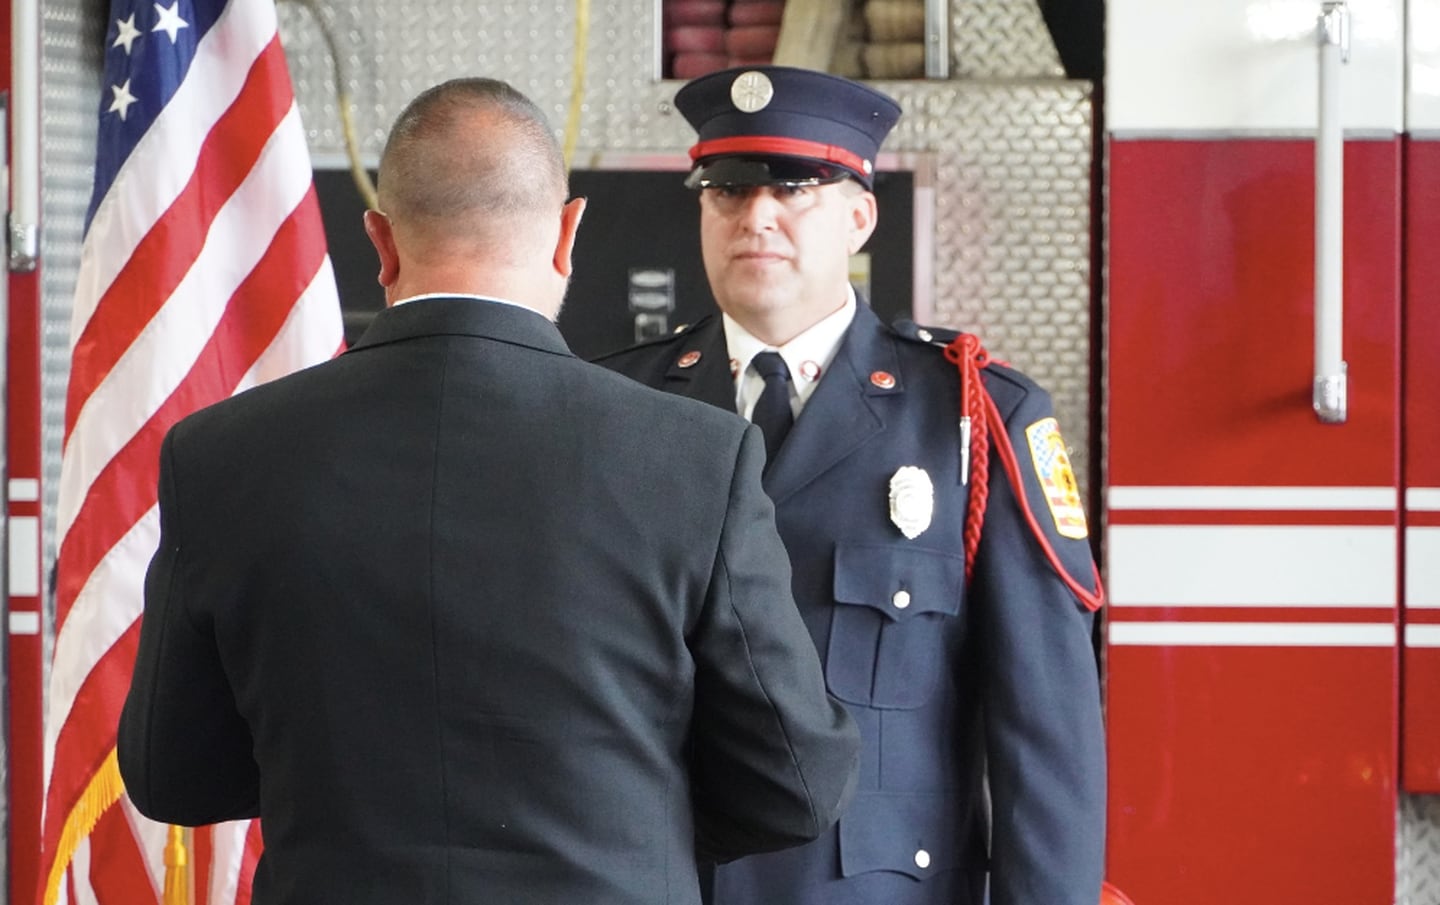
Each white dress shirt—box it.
[723,286,858,421]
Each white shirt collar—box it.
[723,286,858,418]
[391,292,549,320]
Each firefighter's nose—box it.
[736,190,781,232]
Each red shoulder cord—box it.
[942,334,1105,612]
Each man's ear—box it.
[363,209,400,291]
[553,196,587,278]
[846,190,879,256]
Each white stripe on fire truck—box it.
[1108,622,1395,647]
[1407,488,1440,511]
[1407,526,1440,608]
[1407,626,1440,648]
[1107,524,1395,607]
[1106,489,1440,611]
[1107,485,1396,511]
[1107,485,1440,511]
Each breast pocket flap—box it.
[833,542,963,623]
[827,543,965,709]
[839,791,966,881]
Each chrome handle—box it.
[9,0,40,272]
[1313,1,1349,424]
[925,0,950,78]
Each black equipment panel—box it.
[312,168,914,356]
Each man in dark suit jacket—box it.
[596,67,1106,905]
[118,76,860,905]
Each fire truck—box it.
[1,0,1436,902]
[1106,0,1440,902]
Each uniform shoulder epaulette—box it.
[890,317,961,347]
[890,317,1023,384]
[592,316,714,362]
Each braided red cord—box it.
[942,333,1104,610]
[943,334,990,582]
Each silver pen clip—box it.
[959,416,972,485]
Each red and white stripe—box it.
[1109,484,1440,650]
[1107,484,1400,647]
[38,0,342,901]
[1406,488,1440,650]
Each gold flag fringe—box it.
[40,749,193,905]
[41,748,124,905]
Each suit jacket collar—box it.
[658,317,735,410]
[349,296,573,358]
[657,300,904,503]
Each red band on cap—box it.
[689,136,869,175]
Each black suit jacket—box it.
[119,297,860,905]
[596,301,1106,905]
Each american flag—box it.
[38,0,344,901]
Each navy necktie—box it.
[749,351,794,465]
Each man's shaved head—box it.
[363,78,586,318]
[376,78,567,244]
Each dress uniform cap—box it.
[674,66,901,190]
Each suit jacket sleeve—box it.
[973,382,1107,905]
[687,425,861,862]
[117,427,261,825]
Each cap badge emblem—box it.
[731,71,775,113]
[888,466,934,540]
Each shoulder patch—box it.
[1024,417,1088,540]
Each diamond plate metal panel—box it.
[40,0,100,594]
[1402,795,1440,905]
[279,0,664,160]
[952,0,1066,79]
[883,79,1093,489]
[27,3,103,901]
[278,3,1094,497]
[277,0,1068,147]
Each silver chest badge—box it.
[888,466,934,539]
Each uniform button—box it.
[892,589,911,609]
[914,849,931,869]
[916,328,933,342]
[676,350,701,368]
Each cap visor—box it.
[685,156,856,189]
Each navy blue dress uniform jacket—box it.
[118,297,861,905]
[595,299,1106,905]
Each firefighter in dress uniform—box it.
[595,66,1106,905]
